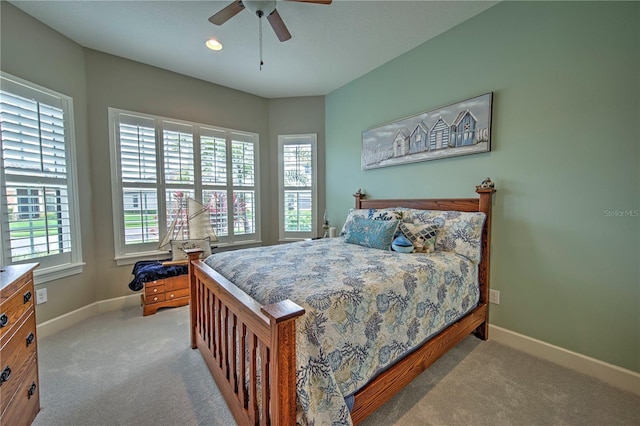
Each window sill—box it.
[114,250,171,266]
[278,237,313,243]
[33,262,85,285]
[114,240,264,265]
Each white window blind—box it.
[278,134,317,240]
[0,73,82,278]
[109,108,260,261]
[118,114,158,246]
[163,122,194,185]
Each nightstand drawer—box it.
[166,288,190,300]
[144,283,165,298]
[145,293,166,304]
[165,275,188,292]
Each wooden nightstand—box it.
[141,274,189,316]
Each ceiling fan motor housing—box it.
[242,0,277,17]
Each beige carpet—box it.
[33,305,639,426]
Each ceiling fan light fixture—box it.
[205,38,223,51]
[243,0,276,17]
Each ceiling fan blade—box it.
[209,1,245,25]
[286,0,332,4]
[267,9,292,42]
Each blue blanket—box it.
[128,260,188,292]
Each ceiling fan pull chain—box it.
[258,11,264,70]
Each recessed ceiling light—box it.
[205,38,223,51]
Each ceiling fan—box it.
[209,0,332,42]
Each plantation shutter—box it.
[163,121,194,185]
[201,127,228,237]
[278,134,316,240]
[118,114,159,245]
[283,142,313,232]
[0,88,72,262]
[109,108,261,260]
[231,136,256,237]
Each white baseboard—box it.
[36,294,140,339]
[489,324,640,396]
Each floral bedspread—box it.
[205,238,479,425]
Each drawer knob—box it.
[26,332,35,346]
[0,365,11,385]
[153,297,158,301]
[28,381,37,399]
[0,313,7,328]
[170,294,174,298]
[24,291,32,304]
[153,288,158,293]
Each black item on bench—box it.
[128,260,188,292]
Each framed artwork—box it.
[362,92,492,170]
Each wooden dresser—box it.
[141,274,189,316]
[0,263,40,426]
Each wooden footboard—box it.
[187,251,304,425]
[188,184,496,425]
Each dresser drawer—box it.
[0,357,39,425]
[166,288,190,300]
[144,282,165,298]
[145,293,166,304]
[165,275,188,292]
[0,280,35,345]
[0,311,37,416]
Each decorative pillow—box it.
[403,209,486,262]
[170,238,211,261]
[436,211,486,263]
[340,209,369,236]
[344,216,399,251]
[340,208,405,236]
[391,234,415,253]
[399,222,439,253]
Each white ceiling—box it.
[9,0,497,99]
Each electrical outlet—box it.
[36,288,47,304]
[489,289,500,305]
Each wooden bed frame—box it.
[187,184,496,425]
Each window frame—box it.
[277,133,317,241]
[108,108,261,265]
[0,72,84,283]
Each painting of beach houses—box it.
[362,93,492,170]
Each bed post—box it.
[475,182,496,340]
[353,189,366,208]
[187,250,202,349]
[261,300,305,424]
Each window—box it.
[0,73,83,281]
[109,109,259,262]
[278,134,317,240]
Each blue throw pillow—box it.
[345,216,399,250]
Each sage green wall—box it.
[0,2,97,323]
[326,1,639,372]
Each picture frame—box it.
[361,92,493,170]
